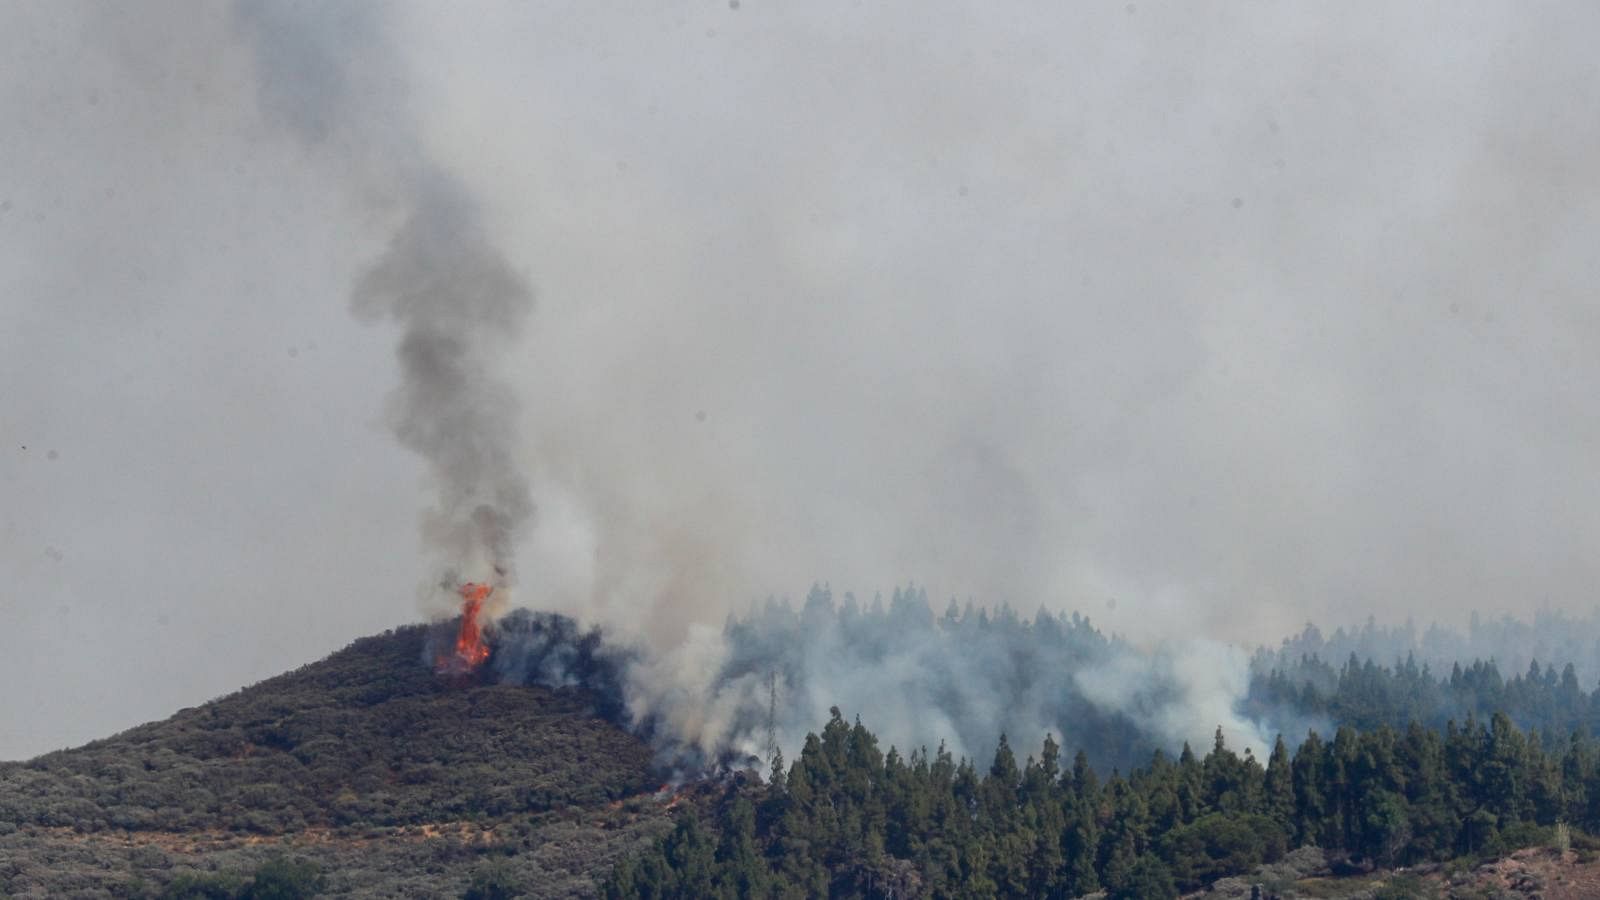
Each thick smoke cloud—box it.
[6,2,1600,762]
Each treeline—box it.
[609,708,1600,899]
[1260,612,1600,688]
[1247,650,1600,739]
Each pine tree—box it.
[1061,798,1101,896]
[1291,730,1327,847]
[714,797,768,898]
[1176,742,1204,823]
[1265,735,1295,831]
[984,733,1021,824]
[1039,733,1061,786]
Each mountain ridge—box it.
[0,622,674,898]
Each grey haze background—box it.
[3,1,1599,760]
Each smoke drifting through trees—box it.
[639,585,1274,772]
[489,597,1600,779]
[483,587,1278,773]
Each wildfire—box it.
[655,783,683,810]
[436,581,493,674]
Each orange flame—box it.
[436,581,493,674]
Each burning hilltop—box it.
[435,581,494,675]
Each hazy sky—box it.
[4,1,1599,760]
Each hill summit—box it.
[0,623,674,898]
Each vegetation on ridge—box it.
[0,625,668,898]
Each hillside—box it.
[13,621,1600,898]
[0,624,674,898]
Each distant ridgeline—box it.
[1260,611,1600,686]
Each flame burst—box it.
[437,581,493,674]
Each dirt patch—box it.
[1423,847,1600,900]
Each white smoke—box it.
[597,587,1272,771]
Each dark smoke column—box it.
[352,181,535,591]
[232,3,536,604]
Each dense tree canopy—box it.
[1247,649,1600,741]
[611,707,1599,898]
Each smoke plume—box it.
[234,2,534,600]
[351,181,535,588]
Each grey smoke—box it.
[507,585,1276,773]
[235,3,535,593]
[352,181,535,582]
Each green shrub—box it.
[461,860,525,900]
[1372,873,1433,900]
[160,870,245,900]
[240,855,325,900]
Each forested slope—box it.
[0,625,669,898]
[612,708,1600,898]
[11,608,1600,897]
